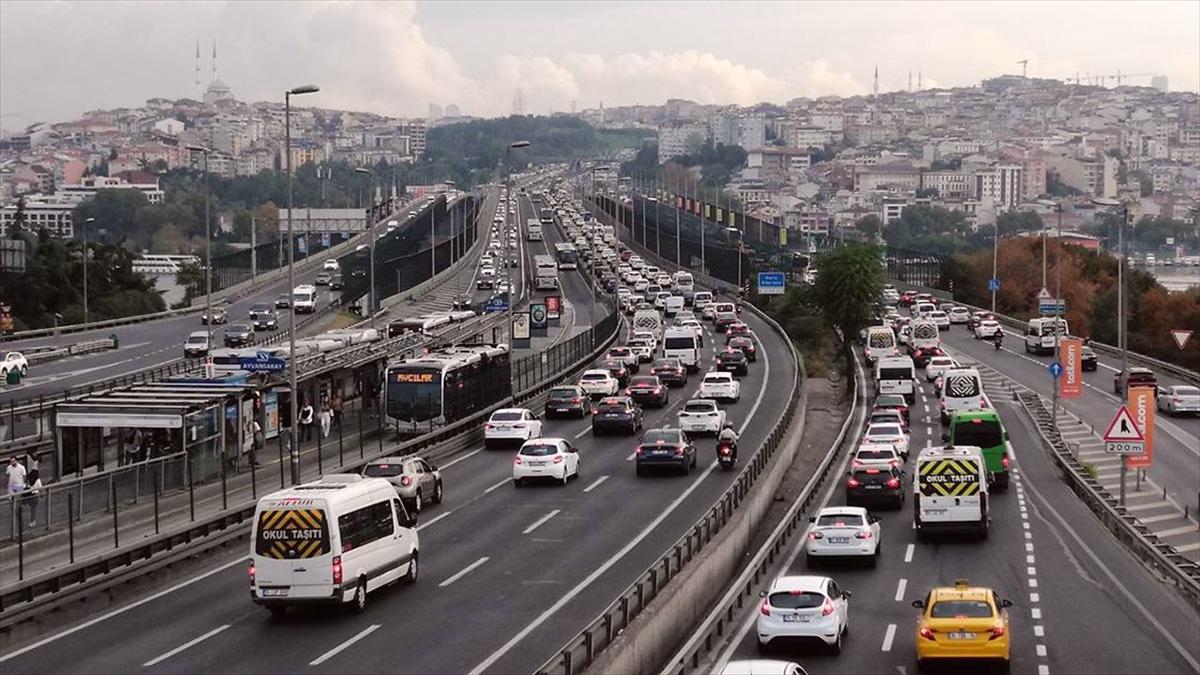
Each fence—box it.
[512,311,618,395]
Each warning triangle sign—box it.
[1103,405,1144,442]
[1170,329,1193,350]
[1037,288,1052,300]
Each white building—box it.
[973,164,1023,210]
[658,123,708,164]
[59,175,165,205]
[0,196,77,238]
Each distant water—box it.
[146,273,188,307]
[1147,265,1200,292]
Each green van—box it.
[946,410,1011,491]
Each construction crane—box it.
[1017,60,1029,78]
[1062,71,1156,87]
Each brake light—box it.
[674,447,685,457]
[625,388,631,395]
[514,456,523,465]
[635,446,644,456]
[248,563,256,584]
[852,459,862,468]
[808,531,823,540]
[572,397,582,403]
[513,423,526,429]
[989,625,1006,640]
[920,627,935,641]
[553,455,564,464]
[400,476,413,487]
[866,468,880,474]
[1002,454,1010,468]
[846,477,861,488]
[886,477,901,489]
[821,598,835,616]
[485,423,494,430]
[855,531,873,539]
[760,599,771,616]
[332,556,343,585]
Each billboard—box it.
[1125,386,1156,469]
[545,295,561,320]
[512,312,531,340]
[1059,338,1083,400]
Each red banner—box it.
[1060,338,1083,399]
[1126,386,1156,469]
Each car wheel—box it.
[831,626,844,654]
[433,481,444,504]
[351,578,368,614]
[411,491,423,514]
[870,547,879,568]
[405,552,419,584]
[513,478,523,488]
[267,604,287,618]
[560,469,570,486]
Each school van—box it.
[672,271,695,293]
[1023,317,1068,355]
[875,355,917,401]
[663,326,702,372]
[909,319,941,352]
[250,475,419,616]
[664,295,685,317]
[864,326,899,363]
[632,308,664,342]
[914,445,990,539]
[939,367,988,425]
[912,302,937,319]
[292,284,317,314]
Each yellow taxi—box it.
[912,579,1013,672]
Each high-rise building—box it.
[1151,75,1169,92]
[428,103,443,120]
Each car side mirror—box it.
[808,516,816,523]
[912,600,925,609]
[759,590,767,598]
[1001,598,1013,608]
[842,590,852,600]
[401,512,417,528]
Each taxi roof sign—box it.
[1102,405,1144,442]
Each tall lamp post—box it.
[1038,199,1065,428]
[504,141,531,338]
[353,167,376,323]
[285,84,319,485]
[81,216,95,323]
[1093,196,1131,503]
[991,216,1000,313]
[186,146,213,348]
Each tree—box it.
[813,243,884,342]
[72,188,150,244]
[930,157,962,171]
[1046,169,1083,197]
[855,214,882,238]
[996,210,1044,237]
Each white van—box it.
[663,326,702,372]
[632,308,664,342]
[864,326,898,363]
[292,284,317,314]
[1024,317,1068,355]
[938,367,988,425]
[912,302,936,319]
[914,445,989,539]
[673,271,695,293]
[909,319,940,352]
[249,475,419,616]
[664,295,685,317]
[693,291,713,311]
[875,356,917,401]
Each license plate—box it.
[949,632,976,640]
[865,484,882,490]
[530,461,547,467]
[828,537,851,544]
[605,413,621,418]
[925,508,946,515]
[556,407,572,412]
[261,588,288,597]
[782,615,810,623]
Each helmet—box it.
[723,421,734,430]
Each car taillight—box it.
[654,387,662,393]
[886,478,901,489]
[400,476,414,487]
[808,531,824,541]
[821,598,835,616]
[624,388,631,395]
[760,599,771,616]
[485,423,494,430]
[514,456,523,465]
[572,397,582,403]
[920,627,935,640]
[846,477,861,488]
[674,447,685,457]
[248,563,256,584]
[553,455,564,464]
[855,531,873,539]
[989,625,1006,640]
[1002,453,1010,468]
[513,423,526,429]
[332,556,343,585]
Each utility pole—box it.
[353,167,375,323]
[1094,197,1130,504]
[674,174,681,266]
[81,217,95,324]
[991,217,999,313]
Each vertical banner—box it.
[717,208,724,223]
[1126,386,1155,469]
[780,227,788,246]
[264,390,280,439]
[545,295,561,320]
[1059,338,1083,399]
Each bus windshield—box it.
[386,368,443,421]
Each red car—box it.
[899,290,918,307]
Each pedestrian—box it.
[6,457,26,496]
[124,432,140,466]
[251,419,263,467]
[319,403,332,439]
[22,469,42,528]
[330,393,344,430]
[299,400,315,442]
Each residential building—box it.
[973,164,1024,210]
[657,122,709,164]
[855,161,920,192]
[920,170,972,198]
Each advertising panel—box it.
[1060,338,1083,399]
[1126,386,1156,468]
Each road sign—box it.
[545,295,561,320]
[1048,362,1063,379]
[987,277,1001,292]
[239,351,287,373]
[1102,405,1145,455]
[530,302,548,329]
[483,297,509,313]
[1037,288,1052,300]
[757,271,786,295]
[1039,298,1066,316]
[1171,329,1193,350]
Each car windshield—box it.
[953,418,1004,448]
[868,425,903,437]
[581,373,607,381]
[187,335,206,344]
[817,513,864,527]
[1175,386,1200,396]
[548,388,578,400]
[491,411,523,422]
[684,402,715,413]
[876,395,905,407]
[769,591,826,609]
[363,463,404,477]
[597,402,629,414]
[857,448,895,460]
[704,374,731,383]
[520,444,559,457]
[653,360,680,370]
[930,600,994,619]
[630,377,658,387]
[251,305,269,313]
[229,324,250,332]
[643,430,682,445]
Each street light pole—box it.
[504,141,531,341]
[81,216,95,324]
[1094,197,1131,503]
[354,167,375,323]
[991,217,999,313]
[1039,200,1065,431]
[285,84,318,486]
[186,146,213,348]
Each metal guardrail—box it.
[0,303,622,627]
[533,257,804,675]
[1015,388,1200,609]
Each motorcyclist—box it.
[992,329,1003,350]
[717,422,739,462]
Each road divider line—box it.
[143,624,230,667]
[439,557,489,588]
[440,447,485,470]
[625,451,636,461]
[524,509,561,535]
[1032,607,1042,620]
[881,623,896,652]
[309,624,381,666]
[417,511,452,531]
[904,543,914,563]
[583,475,609,493]
[1034,625,1044,637]
[573,427,591,440]
[894,578,907,602]
[483,478,509,494]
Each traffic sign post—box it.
[1103,405,1145,506]
[987,277,1001,292]
[483,297,509,313]
[1039,298,1066,316]
[1170,329,1193,350]
[756,271,786,295]
[239,351,288,374]
[1048,362,1063,379]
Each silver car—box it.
[1157,385,1200,416]
[361,456,444,514]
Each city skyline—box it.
[2,0,1198,130]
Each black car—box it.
[223,323,254,348]
[910,346,945,368]
[1081,345,1098,371]
[545,385,590,419]
[329,273,344,290]
[250,305,278,331]
[626,375,670,408]
[201,306,228,325]
[845,466,905,509]
[635,428,697,476]
[591,396,643,435]
[599,358,630,387]
[872,394,910,424]
[727,335,757,362]
[715,348,749,376]
[650,358,688,387]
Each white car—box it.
[512,438,580,486]
[928,311,951,331]
[756,575,851,653]
[864,422,910,459]
[925,356,957,382]
[322,258,340,271]
[578,369,619,397]
[804,506,881,566]
[633,278,650,293]
[631,330,659,351]
[699,371,741,402]
[183,331,210,357]
[484,408,543,448]
[852,442,903,470]
[702,303,719,321]
[1157,385,1200,416]
[606,346,640,370]
[627,338,656,363]
[948,306,971,324]
[974,320,1003,340]
[677,398,727,435]
[1,351,29,378]
[720,661,808,675]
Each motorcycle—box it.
[717,441,737,470]
[992,333,1003,351]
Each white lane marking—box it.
[573,427,591,440]
[483,477,509,494]
[923,403,930,413]
[881,623,897,652]
[1038,665,1050,675]
[1026,542,1035,553]
[0,557,245,663]
[583,475,609,493]
[308,624,381,666]
[439,447,485,470]
[143,624,230,667]
[439,556,490,588]
[1030,592,1040,603]
[1034,624,1045,637]
[1032,607,1042,620]
[416,511,452,531]
[523,509,561,535]
[1029,578,1039,588]
[1027,566,1037,577]
[1027,555,1036,564]
[895,578,907,602]
[625,451,637,461]
[904,543,915,563]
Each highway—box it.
[712,353,1200,675]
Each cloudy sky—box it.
[1,0,1197,129]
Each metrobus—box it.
[384,344,511,433]
[553,242,579,270]
[533,254,559,290]
[538,207,554,226]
